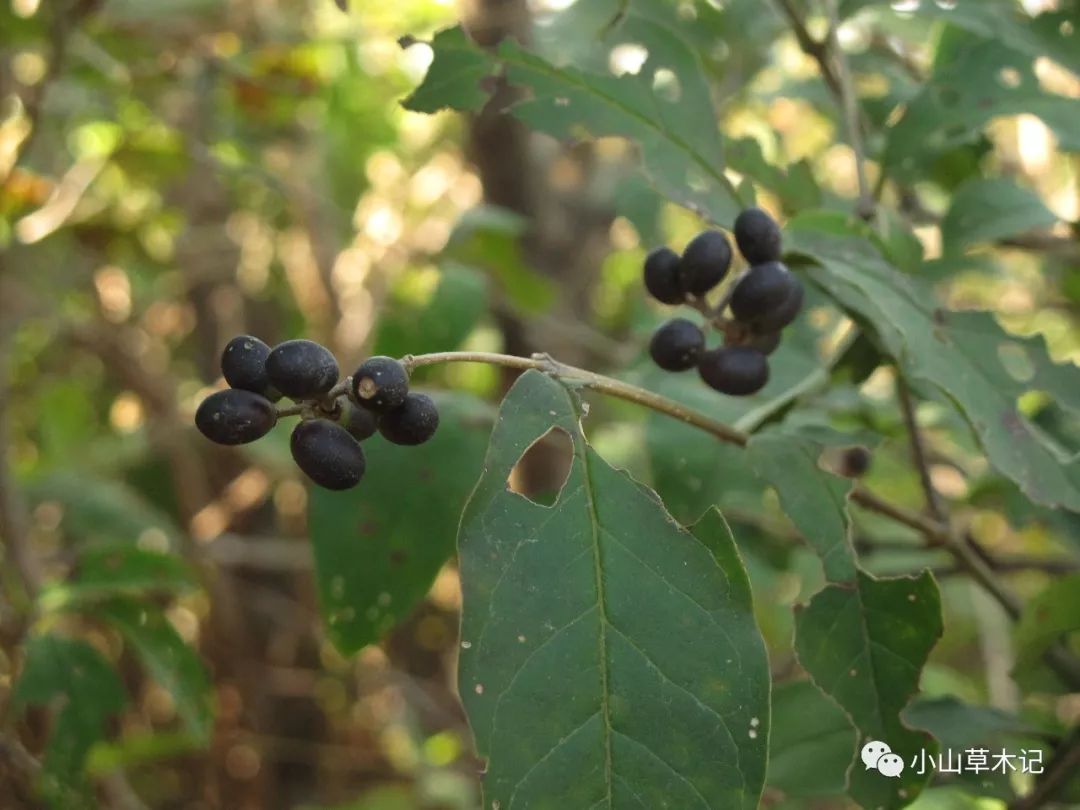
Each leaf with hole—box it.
[458,370,770,809]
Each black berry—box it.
[195,389,277,445]
[340,401,377,442]
[730,261,797,325]
[266,339,339,400]
[290,419,366,490]
[752,274,804,334]
[839,446,872,478]
[734,207,782,265]
[745,330,781,356]
[643,247,685,305]
[649,318,705,371]
[221,335,279,400]
[352,356,409,413]
[679,230,732,296]
[698,346,769,396]
[378,392,440,446]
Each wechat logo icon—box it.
[861,740,905,778]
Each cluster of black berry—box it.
[195,337,438,490]
[644,208,803,396]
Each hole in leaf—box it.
[998,342,1035,383]
[1061,20,1074,37]
[506,427,574,507]
[609,43,648,76]
[652,68,681,102]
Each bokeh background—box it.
[1,0,1078,808]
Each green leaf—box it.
[26,473,182,548]
[93,600,212,744]
[941,177,1057,253]
[768,680,857,799]
[795,571,943,810]
[458,370,770,809]
[1014,573,1080,672]
[747,433,858,584]
[40,544,196,611]
[374,263,490,357]
[406,25,743,225]
[14,634,127,802]
[444,207,557,314]
[309,392,492,654]
[400,27,497,114]
[884,40,1080,177]
[789,224,1080,512]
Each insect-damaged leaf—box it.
[457,370,769,809]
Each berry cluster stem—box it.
[399,349,1080,689]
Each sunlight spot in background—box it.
[608,43,648,77]
[110,391,145,434]
[11,0,40,17]
[94,265,132,323]
[1017,114,1054,175]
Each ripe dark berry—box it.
[649,318,705,371]
[745,330,781,356]
[730,261,797,325]
[839,446,872,478]
[352,356,409,413]
[698,346,769,396]
[679,230,732,296]
[195,389,277,445]
[290,419,366,490]
[752,274,804,334]
[378,393,440,446]
[734,207,782,265]
[221,335,279,400]
[340,401,377,442]
[643,247,685,305]
[266,340,339,400]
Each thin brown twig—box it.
[897,376,946,523]
[771,0,843,98]
[1011,727,1080,810]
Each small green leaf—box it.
[401,27,496,114]
[309,392,492,654]
[941,177,1057,253]
[747,433,858,584]
[768,680,857,798]
[94,600,212,744]
[14,634,127,801]
[795,571,943,809]
[40,544,195,611]
[458,370,770,809]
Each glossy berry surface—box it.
[221,335,278,399]
[266,340,339,399]
[698,346,769,396]
[730,261,797,325]
[341,401,377,442]
[734,207,782,265]
[352,356,409,412]
[752,274,804,333]
[649,318,705,371]
[378,393,440,446]
[679,230,732,296]
[195,389,276,445]
[643,247,685,305]
[291,419,366,490]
